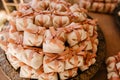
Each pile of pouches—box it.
[106,52,120,80]
[0,0,99,80]
[79,0,120,13]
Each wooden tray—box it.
[0,21,106,80]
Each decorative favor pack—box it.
[0,0,100,80]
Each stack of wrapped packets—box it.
[79,0,120,13]
[106,52,120,80]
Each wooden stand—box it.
[1,0,24,14]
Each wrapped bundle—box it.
[90,31,99,53]
[8,31,23,44]
[23,25,45,46]
[53,15,70,28]
[65,23,87,46]
[83,0,118,3]
[83,19,98,52]
[69,4,87,22]
[38,72,58,80]
[79,0,118,13]
[80,58,96,71]
[65,45,86,70]
[92,38,99,54]
[107,72,120,80]
[106,52,120,80]
[1,0,100,79]
[65,55,84,70]
[20,65,58,80]
[7,43,43,69]
[87,25,94,36]
[79,39,93,51]
[79,0,91,9]
[18,3,33,17]
[20,65,41,79]
[15,18,33,31]
[93,0,119,3]
[90,2,104,13]
[80,52,96,71]
[105,0,119,3]
[79,64,89,71]
[35,14,52,28]
[106,56,117,72]
[50,0,70,12]
[104,3,116,13]
[0,29,8,51]
[9,20,23,44]
[43,27,65,53]
[43,54,65,73]
[59,68,78,80]
[5,50,22,70]
[80,53,96,71]
[31,0,50,12]
[83,23,97,37]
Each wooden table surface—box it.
[0,12,120,80]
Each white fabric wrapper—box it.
[104,3,116,13]
[50,1,68,12]
[84,40,93,50]
[106,57,117,72]
[65,56,84,70]
[43,30,65,53]
[38,72,58,80]
[9,31,23,43]
[23,31,43,46]
[43,55,64,73]
[31,0,50,12]
[72,12,87,22]
[0,31,8,51]
[79,0,91,9]
[79,64,89,71]
[87,58,96,67]
[69,4,87,22]
[83,24,96,37]
[23,24,45,46]
[35,14,52,28]
[20,65,58,80]
[16,18,33,31]
[91,0,117,2]
[107,72,120,80]
[25,22,40,33]
[90,2,104,12]
[53,15,70,28]
[18,3,33,16]
[67,29,87,46]
[59,68,78,80]
[105,0,119,3]
[88,25,94,36]
[79,58,96,71]
[6,50,21,70]
[70,4,81,12]
[7,43,43,69]
[20,65,39,79]
[92,38,99,53]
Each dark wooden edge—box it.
[113,3,120,30]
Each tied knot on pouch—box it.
[45,48,69,64]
